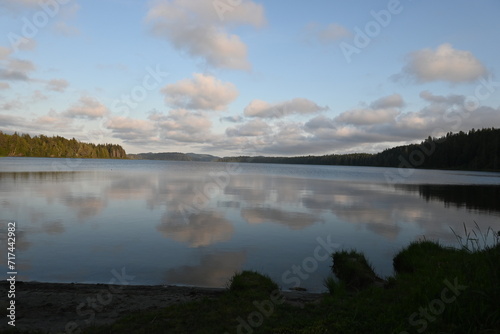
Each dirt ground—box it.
[0,281,323,333]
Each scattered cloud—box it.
[0,47,12,59]
[244,98,329,119]
[370,93,404,109]
[155,109,216,143]
[419,90,464,105]
[53,21,80,36]
[396,43,488,83]
[34,109,75,130]
[0,99,22,111]
[226,119,271,137]
[146,0,265,70]
[0,82,10,90]
[220,115,244,123]
[16,38,37,51]
[304,22,351,44]
[0,113,26,128]
[0,58,36,81]
[31,90,48,102]
[106,116,158,143]
[65,96,108,119]
[335,108,400,126]
[162,73,238,111]
[46,78,69,92]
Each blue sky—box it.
[1,0,499,156]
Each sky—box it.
[0,0,499,156]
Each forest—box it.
[218,128,500,171]
[0,131,127,159]
[1,128,499,170]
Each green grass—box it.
[331,250,381,290]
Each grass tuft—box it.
[331,250,380,290]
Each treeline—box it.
[128,152,191,161]
[0,132,127,159]
[218,128,500,171]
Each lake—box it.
[1,157,499,292]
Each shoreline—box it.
[0,281,323,333]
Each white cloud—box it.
[0,47,12,59]
[304,115,336,130]
[46,78,69,92]
[0,58,35,81]
[162,73,238,111]
[319,23,351,42]
[16,38,37,51]
[0,108,84,136]
[155,109,216,143]
[0,82,10,90]
[0,99,22,111]
[419,90,464,105]
[244,98,329,119]
[106,116,158,143]
[397,43,488,83]
[31,90,48,102]
[65,96,108,119]
[34,110,74,130]
[305,22,351,44]
[370,93,404,109]
[54,21,80,36]
[226,119,271,137]
[220,115,244,123]
[335,108,400,126]
[146,0,265,70]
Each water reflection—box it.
[241,207,322,230]
[165,251,246,287]
[1,159,499,289]
[158,211,234,247]
[396,184,500,214]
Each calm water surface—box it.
[1,157,499,291]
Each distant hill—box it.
[128,152,220,162]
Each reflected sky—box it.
[1,157,499,291]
